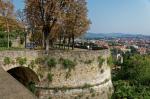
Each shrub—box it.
[91,93,95,97]
[98,56,105,68]
[35,57,45,64]
[84,60,93,64]
[62,59,76,79]
[107,55,114,67]
[0,31,5,38]
[16,57,27,65]
[20,36,25,44]
[86,97,89,99]
[59,57,64,63]
[48,97,52,99]
[119,54,150,85]
[28,60,35,69]
[53,88,59,93]
[47,73,53,82]
[90,88,95,93]
[47,58,57,69]
[112,80,136,99]
[61,86,68,92]
[27,81,36,94]
[100,69,104,74]
[4,57,11,65]
[62,59,76,70]
[65,71,71,79]
[83,83,92,89]
[39,73,43,79]
[11,60,15,65]
[112,54,150,99]
[0,39,12,47]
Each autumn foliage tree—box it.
[25,0,66,51]
[25,0,90,51]
[0,0,16,48]
[62,0,90,49]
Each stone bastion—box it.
[0,50,113,99]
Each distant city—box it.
[74,32,150,55]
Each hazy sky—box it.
[13,0,150,35]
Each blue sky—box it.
[13,0,150,35]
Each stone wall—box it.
[0,50,113,99]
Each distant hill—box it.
[84,33,150,39]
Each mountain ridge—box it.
[84,32,150,39]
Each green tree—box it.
[0,0,14,48]
[112,54,150,99]
[120,55,150,84]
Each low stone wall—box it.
[0,50,40,61]
[0,50,109,61]
[0,50,113,99]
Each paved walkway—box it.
[0,67,37,99]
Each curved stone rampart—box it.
[0,50,113,99]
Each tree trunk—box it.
[68,37,71,50]
[63,37,66,50]
[6,18,9,48]
[72,34,74,50]
[43,25,49,50]
[24,26,27,48]
[59,34,62,49]
[24,32,26,48]
[42,31,45,49]
[7,32,9,48]
[45,38,49,52]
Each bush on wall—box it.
[4,57,11,65]
[47,58,57,69]
[16,57,27,65]
[62,59,76,70]
[98,56,105,68]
